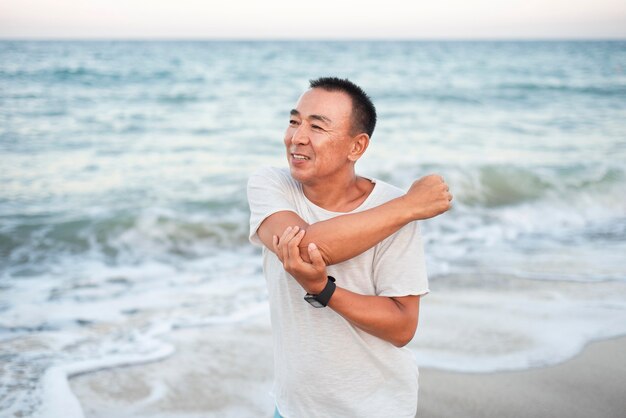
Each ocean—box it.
[1,40,625,417]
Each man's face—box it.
[284,88,356,185]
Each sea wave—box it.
[2,160,624,278]
[496,82,626,97]
[1,206,251,272]
[1,67,177,86]
[449,163,624,207]
[377,90,484,105]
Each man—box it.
[247,77,452,418]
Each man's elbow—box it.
[298,240,333,265]
[391,321,418,348]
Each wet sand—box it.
[70,313,276,418]
[418,336,626,418]
[70,312,626,418]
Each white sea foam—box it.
[36,343,174,418]
[411,281,626,372]
[0,250,268,417]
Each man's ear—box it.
[348,133,370,162]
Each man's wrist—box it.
[396,195,419,222]
[304,276,337,308]
[307,276,329,295]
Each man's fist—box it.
[403,174,453,220]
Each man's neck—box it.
[302,171,374,213]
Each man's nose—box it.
[291,125,309,145]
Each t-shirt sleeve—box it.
[372,220,429,297]
[247,166,299,247]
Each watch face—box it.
[304,294,324,308]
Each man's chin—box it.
[288,166,309,183]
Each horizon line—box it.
[1,37,625,42]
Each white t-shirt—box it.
[247,166,429,418]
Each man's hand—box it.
[272,226,328,294]
[403,174,453,220]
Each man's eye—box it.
[289,120,299,126]
[312,125,323,130]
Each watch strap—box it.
[305,276,336,307]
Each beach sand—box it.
[418,336,626,418]
[70,313,276,418]
[70,312,626,418]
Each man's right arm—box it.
[257,174,452,265]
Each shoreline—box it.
[69,312,626,418]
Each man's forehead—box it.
[292,88,352,121]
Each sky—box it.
[1,0,625,39]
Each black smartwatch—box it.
[304,276,336,308]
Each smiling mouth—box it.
[291,153,310,160]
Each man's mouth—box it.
[291,153,310,160]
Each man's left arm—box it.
[328,288,420,347]
[275,225,425,347]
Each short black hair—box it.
[309,77,377,138]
